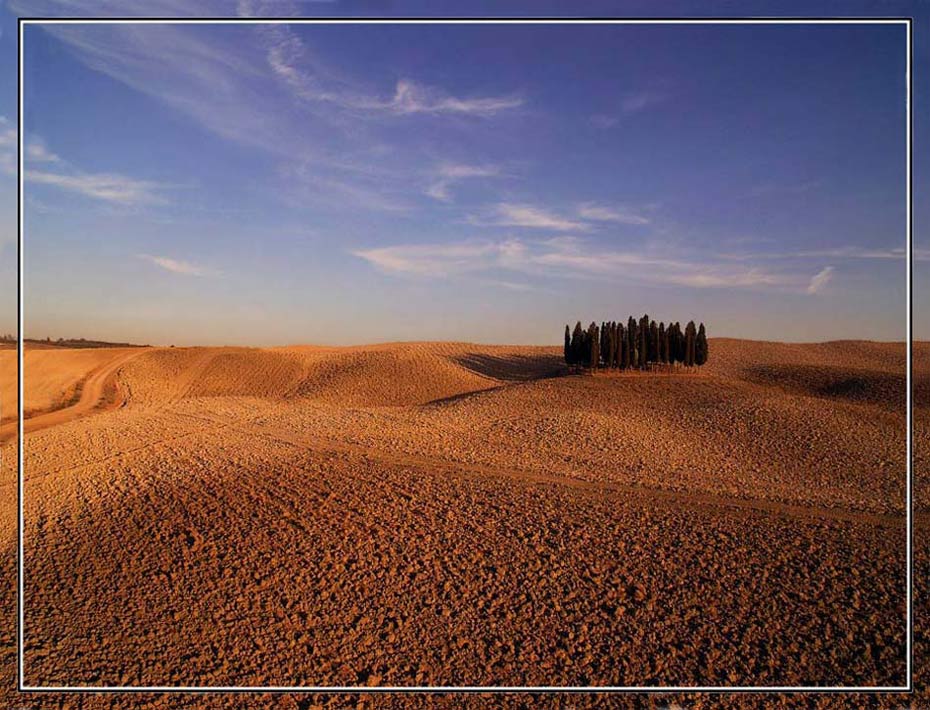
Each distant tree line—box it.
[564,315,707,370]
[7,335,149,348]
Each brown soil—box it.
[0,338,924,708]
[0,347,144,428]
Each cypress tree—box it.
[602,322,609,367]
[614,323,622,368]
[627,317,639,368]
[639,314,649,370]
[627,316,637,371]
[604,321,617,368]
[685,320,696,368]
[649,321,659,364]
[614,321,621,368]
[644,319,652,364]
[604,322,611,368]
[606,322,615,369]
[588,322,600,370]
[695,323,708,366]
[600,321,608,366]
[665,323,672,365]
[677,322,685,365]
[619,323,628,369]
[571,321,584,367]
[658,322,666,364]
[564,325,571,365]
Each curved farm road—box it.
[0,349,145,443]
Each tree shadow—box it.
[452,352,567,383]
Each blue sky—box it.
[0,1,924,345]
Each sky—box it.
[0,1,925,346]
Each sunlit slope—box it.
[0,346,142,423]
[98,338,918,514]
[118,342,564,407]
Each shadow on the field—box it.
[453,352,567,383]
[743,363,925,410]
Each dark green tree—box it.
[571,321,584,367]
[649,321,659,364]
[606,322,615,369]
[601,321,617,367]
[614,321,622,368]
[627,316,637,370]
[639,314,649,369]
[678,322,686,365]
[564,325,571,365]
[600,322,607,367]
[614,323,622,368]
[695,322,709,366]
[588,322,600,369]
[667,322,679,366]
[600,322,608,366]
[685,320,696,368]
[620,323,629,369]
[605,323,612,368]
[658,322,667,364]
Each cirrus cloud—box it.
[576,202,650,225]
[806,266,835,294]
[0,116,15,176]
[138,254,212,276]
[352,236,824,293]
[26,169,167,205]
[426,163,502,202]
[469,203,590,231]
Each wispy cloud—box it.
[424,183,451,201]
[389,79,523,116]
[25,139,61,164]
[352,236,820,292]
[426,163,501,202]
[138,254,211,276]
[0,116,15,176]
[621,90,667,115]
[438,164,501,180]
[470,202,651,231]
[795,246,920,260]
[470,203,589,231]
[20,133,169,205]
[721,245,926,262]
[27,169,166,205]
[283,160,411,213]
[261,26,524,118]
[576,202,649,225]
[806,266,834,294]
[35,22,279,153]
[590,90,668,127]
[236,0,308,17]
[30,20,522,216]
[352,239,537,278]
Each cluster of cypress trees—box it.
[563,316,708,370]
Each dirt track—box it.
[0,349,144,444]
[0,338,923,707]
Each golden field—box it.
[0,338,925,707]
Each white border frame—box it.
[16,16,913,695]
